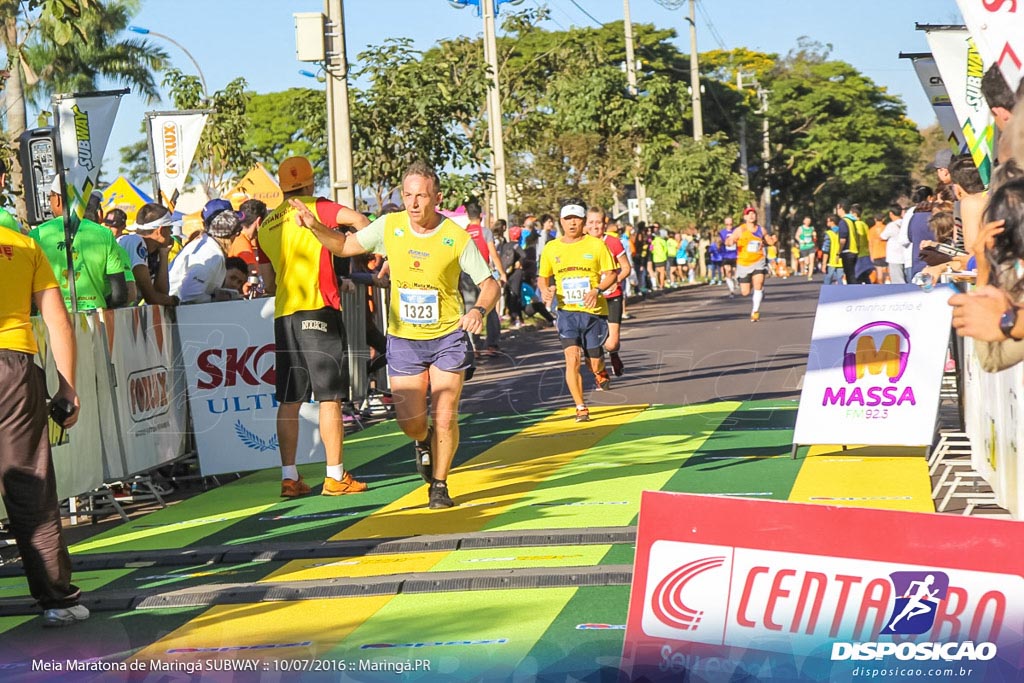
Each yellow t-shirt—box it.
[256,196,347,319]
[0,228,59,354]
[538,235,615,315]
[356,211,492,340]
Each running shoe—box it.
[414,426,434,482]
[281,478,312,498]
[428,480,456,509]
[321,472,368,496]
[42,604,89,628]
[595,370,611,391]
[751,311,760,323]
[610,352,624,377]
[575,406,590,422]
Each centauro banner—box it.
[924,27,996,184]
[146,110,209,208]
[904,53,968,153]
[52,89,127,222]
[956,0,1024,90]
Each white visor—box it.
[49,175,62,195]
[126,214,174,233]
[560,204,586,219]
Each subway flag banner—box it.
[925,27,996,185]
[793,285,951,448]
[621,492,1024,682]
[52,89,127,222]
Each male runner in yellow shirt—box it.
[539,199,617,422]
[290,161,499,509]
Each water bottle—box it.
[910,271,934,292]
[246,273,264,299]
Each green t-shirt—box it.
[651,236,668,263]
[0,208,21,233]
[29,217,125,311]
[797,225,815,250]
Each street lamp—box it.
[447,0,523,222]
[128,25,209,101]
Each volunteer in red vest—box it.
[462,202,505,356]
[584,206,631,376]
[255,156,370,499]
[727,207,777,322]
[288,160,499,510]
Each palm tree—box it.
[22,0,167,110]
[1,0,166,220]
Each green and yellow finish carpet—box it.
[0,400,933,681]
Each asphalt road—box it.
[462,275,822,413]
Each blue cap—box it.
[201,198,241,227]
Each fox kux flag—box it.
[51,88,128,312]
[146,110,210,210]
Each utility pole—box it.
[482,0,509,222]
[688,0,703,140]
[737,71,749,191]
[324,0,356,207]
[759,86,771,232]
[623,0,648,225]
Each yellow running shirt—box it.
[256,196,349,319]
[0,228,58,354]
[538,235,615,316]
[736,226,767,267]
[356,211,492,340]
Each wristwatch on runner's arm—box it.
[999,306,1023,341]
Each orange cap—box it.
[278,156,314,193]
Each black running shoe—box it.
[609,352,624,377]
[414,426,434,483]
[428,479,455,509]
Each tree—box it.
[759,41,922,226]
[22,0,166,112]
[163,68,252,198]
[349,38,481,210]
[646,134,750,228]
[246,88,327,186]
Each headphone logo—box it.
[842,322,911,384]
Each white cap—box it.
[49,175,62,195]
[560,204,586,219]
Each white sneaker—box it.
[42,604,89,627]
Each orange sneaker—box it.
[281,478,311,498]
[321,472,368,496]
[750,311,760,323]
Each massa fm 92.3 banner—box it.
[621,492,1024,682]
[793,285,951,450]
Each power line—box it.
[566,0,603,26]
[695,0,726,51]
[531,0,568,30]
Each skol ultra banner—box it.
[176,298,323,477]
[51,89,127,221]
[905,53,968,153]
[957,0,1024,90]
[925,27,996,184]
[146,110,209,208]
[622,492,1024,682]
[793,285,951,449]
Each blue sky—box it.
[93,0,964,178]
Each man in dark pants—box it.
[0,226,87,627]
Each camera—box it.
[48,397,75,427]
